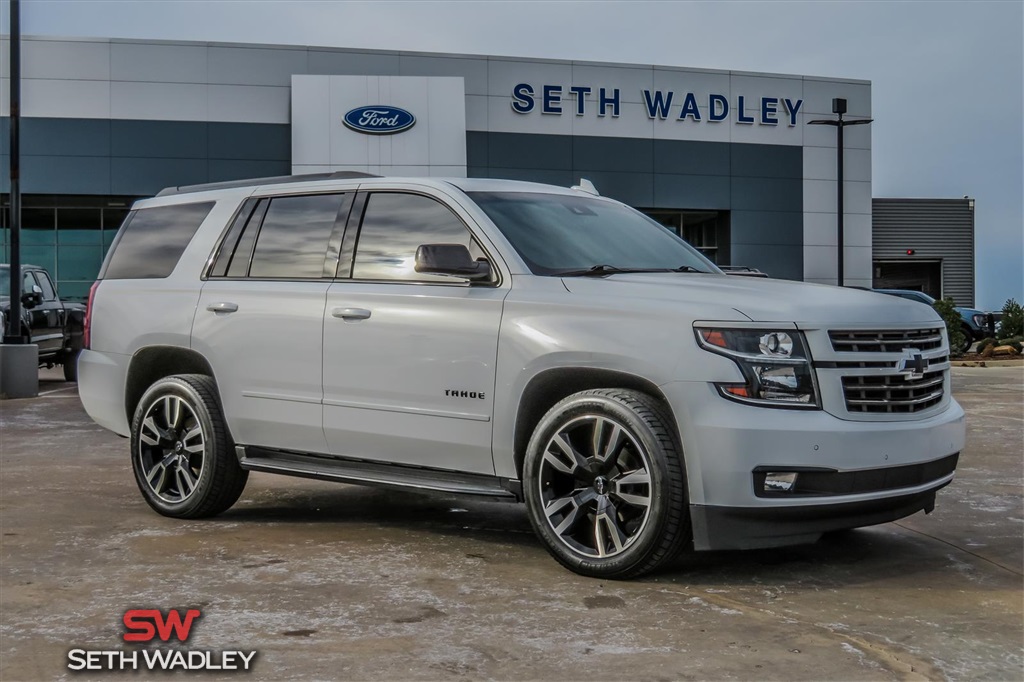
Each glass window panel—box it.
[58,208,103,244]
[103,207,131,232]
[22,245,56,274]
[59,245,104,281]
[57,280,92,302]
[35,270,57,300]
[353,193,477,282]
[249,194,343,279]
[23,208,56,245]
[103,202,214,280]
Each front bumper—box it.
[690,482,949,550]
[661,380,966,550]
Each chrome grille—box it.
[842,369,945,414]
[829,328,944,353]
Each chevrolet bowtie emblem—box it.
[897,349,927,380]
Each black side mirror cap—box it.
[21,291,42,309]
[415,244,492,281]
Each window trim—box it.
[341,189,502,288]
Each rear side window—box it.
[101,201,214,279]
[248,194,346,279]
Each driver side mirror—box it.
[415,244,492,281]
[22,285,43,309]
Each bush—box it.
[977,337,998,353]
[1000,299,1024,338]
[933,297,967,355]
[996,335,1023,353]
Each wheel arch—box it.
[125,345,216,423]
[512,367,677,480]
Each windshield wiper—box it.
[554,264,707,277]
[555,265,659,277]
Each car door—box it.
[193,192,353,455]
[322,189,509,474]
[31,270,65,355]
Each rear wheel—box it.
[130,374,247,518]
[61,348,80,382]
[523,389,690,579]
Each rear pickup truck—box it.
[0,264,86,381]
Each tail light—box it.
[83,281,99,349]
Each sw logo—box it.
[67,608,257,672]
[123,608,201,642]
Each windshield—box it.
[467,191,719,276]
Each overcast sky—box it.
[9,0,1023,309]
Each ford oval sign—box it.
[343,106,416,135]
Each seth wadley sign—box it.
[511,83,804,126]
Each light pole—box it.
[809,97,872,287]
[0,0,37,399]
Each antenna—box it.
[570,178,600,196]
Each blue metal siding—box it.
[0,117,291,196]
[1,120,804,280]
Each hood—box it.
[561,273,943,327]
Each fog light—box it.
[764,472,798,493]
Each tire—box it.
[523,389,691,579]
[130,374,248,519]
[62,348,80,382]
[957,325,973,355]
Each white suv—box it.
[78,173,965,578]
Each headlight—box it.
[971,314,986,328]
[695,327,820,409]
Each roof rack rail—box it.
[155,171,380,197]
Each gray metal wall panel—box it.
[653,140,731,176]
[730,177,802,212]
[573,137,653,173]
[111,120,207,159]
[23,118,111,156]
[731,144,802,179]
[484,133,571,170]
[208,122,291,161]
[208,159,291,182]
[110,157,209,195]
[24,156,112,194]
[731,243,803,281]
[652,174,730,209]
[731,210,804,246]
[872,198,975,306]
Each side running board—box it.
[236,445,521,501]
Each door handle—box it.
[332,307,371,321]
[206,302,239,313]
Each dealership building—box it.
[0,35,971,305]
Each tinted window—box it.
[469,192,717,276]
[248,194,344,279]
[352,193,481,282]
[0,271,37,296]
[102,202,214,279]
[35,271,57,300]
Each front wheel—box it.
[130,374,248,519]
[523,389,691,579]
[956,325,974,355]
